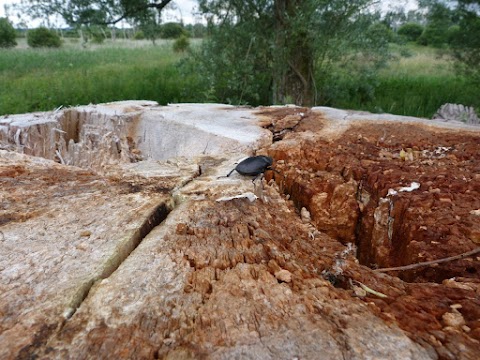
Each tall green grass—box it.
[1,41,479,118]
[363,75,477,118]
[0,40,204,114]
[330,44,480,118]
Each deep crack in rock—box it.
[77,202,172,315]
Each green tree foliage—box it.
[17,1,173,46]
[138,11,162,44]
[0,17,17,48]
[417,1,455,47]
[382,10,407,30]
[18,0,174,26]
[195,0,389,106]
[420,1,480,81]
[86,25,109,44]
[450,2,480,82]
[382,9,424,31]
[27,27,62,48]
[367,22,394,44]
[185,23,207,38]
[398,23,424,42]
[161,22,187,39]
[173,35,190,52]
[446,24,460,44]
[418,0,459,48]
[134,30,145,40]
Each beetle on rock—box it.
[226,155,276,179]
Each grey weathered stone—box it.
[433,103,480,125]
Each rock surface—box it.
[1,102,479,359]
[433,103,480,126]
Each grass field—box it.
[330,44,479,118]
[1,39,478,118]
[0,39,204,115]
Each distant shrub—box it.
[90,33,105,44]
[399,46,413,58]
[62,29,80,38]
[27,27,61,48]
[87,26,107,44]
[398,23,424,42]
[367,23,394,44]
[173,35,190,52]
[391,33,407,45]
[161,22,187,39]
[418,23,449,47]
[417,33,428,46]
[134,30,145,40]
[0,17,17,48]
[446,25,460,45]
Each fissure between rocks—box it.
[270,160,475,284]
[64,202,172,321]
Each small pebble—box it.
[300,207,311,223]
[275,269,292,283]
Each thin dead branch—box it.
[374,247,480,273]
[351,280,388,298]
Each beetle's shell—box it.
[235,156,273,176]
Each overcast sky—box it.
[0,0,201,26]
[0,0,418,27]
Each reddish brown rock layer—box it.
[260,108,480,358]
[266,110,480,283]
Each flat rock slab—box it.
[0,102,272,169]
[0,150,197,359]
[1,102,480,359]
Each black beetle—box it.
[226,155,275,178]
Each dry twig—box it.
[374,247,480,273]
[351,280,388,298]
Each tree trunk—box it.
[273,0,315,106]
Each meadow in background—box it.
[0,38,205,115]
[0,37,478,118]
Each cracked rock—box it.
[1,102,480,359]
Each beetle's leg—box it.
[217,168,236,179]
[226,168,236,177]
[251,172,264,183]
